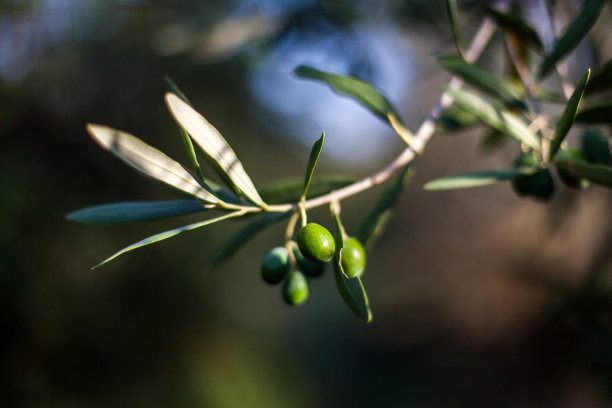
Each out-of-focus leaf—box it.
[445,0,466,59]
[586,59,612,94]
[480,129,506,151]
[164,75,203,180]
[423,168,534,191]
[554,154,612,188]
[447,89,540,149]
[165,93,266,207]
[483,6,543,50]
[207,211,291,270]
[550,69,590,159]
[93,210,245,269]
[435,105,481,132]
[538,0,607,79]
[331,209,372,323]
[302,132,325,198]
[581,129,611,164]
[438,54,526,109]
[576,102,612,124]
[86,124,219,204]
[260,176,355,204]
[356,165,412,249]
[67,200,209,224]
[294,65,401,126]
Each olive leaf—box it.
[302,132,325,199]
[86,124,219,204]
[332,208,372,323]
[482,6,543,50]
[447,89,540,150]
[549,69,590,159]
[538,0,607,79]
[67,200,210,225]
[165,93,267,208]
[437,55,526,110]
[260,176,355,204]
[435,105,480,133]
[164,75,204,180]
[554,154,612,188]
[586,59,612,94]
[294,65,402,127]
[445,0,466,59]
[93,210,245,269]
[357,165,413,249]
[576,102,612,124]
[423,168,535,191]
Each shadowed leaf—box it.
[586,59,612,94]
[576,102,612,124]
[67,200,209,224]
[483,6,542,50]
[436,105,481,132]
[424,168,534,191]
[554,154,612,188]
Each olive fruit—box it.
[297,223,335,263]
[555,149,589,189]
[341,237,366,278]
[511,153,555,201]
[293,247,325,278]
[261,246,289,285]
[581,129,611,165]
[282,270,309,306]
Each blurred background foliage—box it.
[2,0,612,406]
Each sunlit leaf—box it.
[586,59,612,94]
[424,168,534,191]
[554,154,612,188]
[260,176,355,204]
[93,210,245,269]
[294,65,402,126]
[86,124,219,204]
[550,69,590,159]
[331,209,372,323]
[164,75,204,180]
[356,165,412,249]
[538,0,606,79]
[575,102,612,124]
[207,211,291,270]
[67,200,209,224]
[447,89,540,149]
[302,132,325,199]
[438,54,526,109]
[165,93,266,207]
[483,6,543,50]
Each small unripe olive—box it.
[511,153,555,201]
[293,247,325,278]
[261,246,289,285]
[282,270,309,306]
[297,223,335,263]
[581,129,611,165]
[341,237,366,278]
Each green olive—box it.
[260,246,289,285]
[341,237,366,278]
[282,270,309,306]
[293,247,325,278]
[581,129,611,165]
[297,223,335,263]
[511,153,555,201]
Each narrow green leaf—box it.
[331,210,372,323]
[165,93,266,207]
[67,200,209,224]
[260,176,355,204]
[302,132,325,199]
[435,105,481,133]
[445,0,466,59]
[207,211,291,270]
[550,69,591,159]
[575,102,612,124]
[164,76,204,180]
[586,59,612,94]
[86,124,219,204]
[447,89,540,149]
[483,6,543,50]
[554,155,612,188]
[93,210,245,269]
[294,65,401,126]
[480,129,506,152]
[538,0,607,79]
[423,168,534,191]
[438,55,527,109]
[356,165,412,249]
